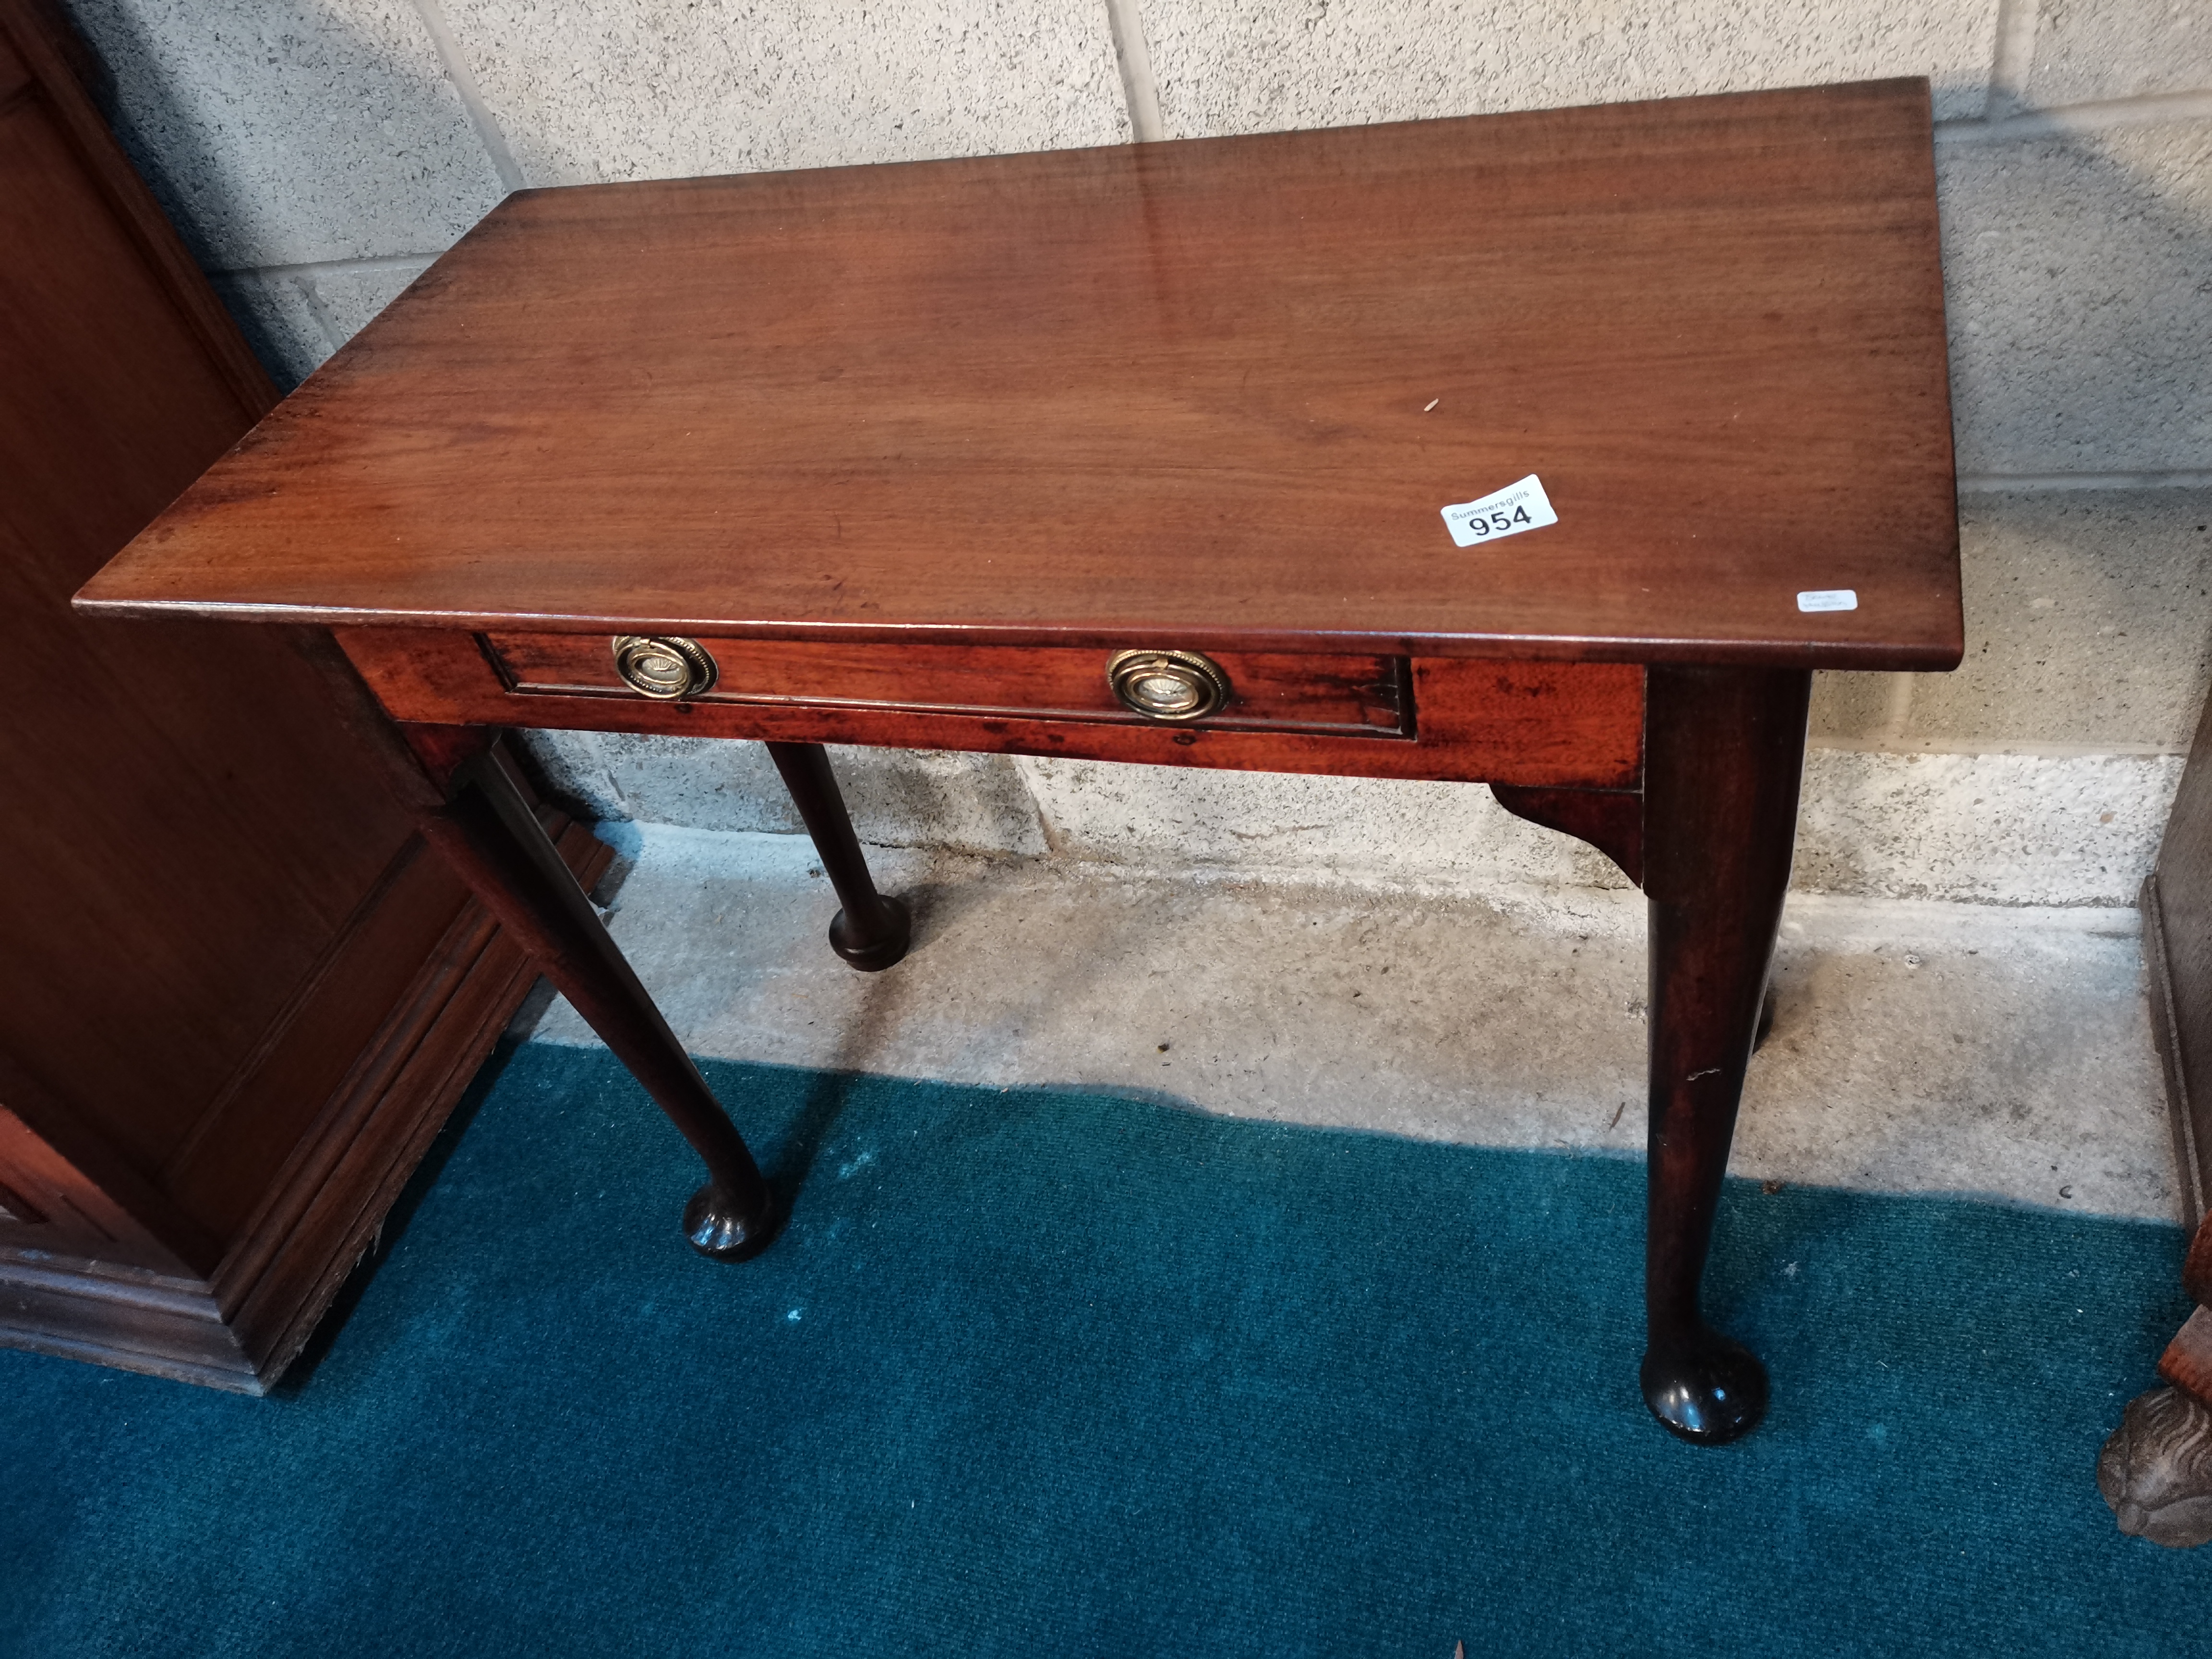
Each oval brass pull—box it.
[611,634,718,700]
[1106,649,1231,722]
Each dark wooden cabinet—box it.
[2104,684,2212,1543]
[2147,686,2212,1237]
[0,0,601,1393]
[2142,687,2212,1400]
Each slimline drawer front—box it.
[332,627,1643,790]
[481,634,1413,738]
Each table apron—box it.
[334,627,1645,790]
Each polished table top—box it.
[80,78,1959,672]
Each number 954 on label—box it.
[1440,474,1558,548]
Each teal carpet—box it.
[4,1041,2205,1656]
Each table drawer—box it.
[335,627,1643,790]
[481,633,1410,738]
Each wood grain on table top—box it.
[78,79,1961,670]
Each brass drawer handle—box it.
[1107,649,1231,722]
[612,634,718,699]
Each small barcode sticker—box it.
[1441,475,1558,548]
[1797,589,1858,613]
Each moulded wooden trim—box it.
[2143,872,2207,1233]
[91,607,1969,674]
[484,632,1412,738]
[0,1252,258,1393]
[0,817,609,1393]
[215,816,609,1382]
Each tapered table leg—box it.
[766,741,912,971]
[1640,666,1811,1443]
[412,730,780,1261]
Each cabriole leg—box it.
[1640,666,1811,1443]
[766,741,912,971]
[411,729,780,1262]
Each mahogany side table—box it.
[77,78,1961,1443]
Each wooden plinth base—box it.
[0,817,608,1395]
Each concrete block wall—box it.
[61,0,2212,907]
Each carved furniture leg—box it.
[410,729,780,1261]
[1640,665,1811,1443]
[766,741,913,971]
[2102,1384,2212,1548]
[2101,1218,2212,1547]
